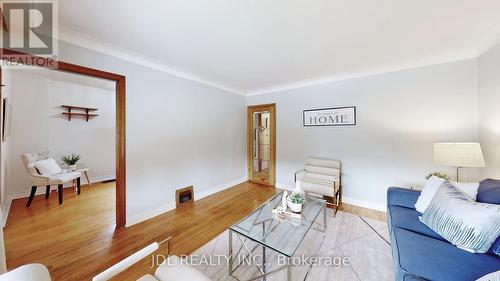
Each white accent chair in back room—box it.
[21,152,82,206]
[295,158,342,215]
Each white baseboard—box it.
[126,201,177,227]
[197,177,248,201]
[341,196,386,212]
[1,174,115,227]
[126,177,248,227]
[276,182,294,191]
[1,198,11,228]
[276,182,387,213]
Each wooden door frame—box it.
[247,103,276,186]
[0,49,126,227]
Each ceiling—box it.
[58,0,500,95]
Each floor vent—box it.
[176,186,194,207]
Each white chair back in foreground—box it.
[0,263,51,281]
[92,236,211,281]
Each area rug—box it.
[188,210,394,281]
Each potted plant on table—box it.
[287,192,305,213]
[61,154,80,171]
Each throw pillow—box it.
[478,178,500,204]
[451,181,480,200]
[476,270,500,281]
[420,181,500,253]
[34,159,62,176]
[415,176,480,213]
[415,176,446,213]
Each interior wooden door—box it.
[247,104,276,186]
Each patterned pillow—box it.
[420,181,500,253]
[476,270,500,281]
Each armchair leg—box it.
[332,185,343,217]
[58,184,63,205]
[333,191,340,217]
[77,177,81,195]
[26,186,37,207]
[45,185,50,199]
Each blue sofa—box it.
[387,179,500,281]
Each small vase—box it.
[68,165,77,171]
[288,201,303,213]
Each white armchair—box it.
[0,264,51,281]
[295,158,342,215]
[93,237,211,281]
[21,152,82,206]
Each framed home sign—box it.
[303,106,356,127]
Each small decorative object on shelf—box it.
[425,172,450,180]
[61,105,98,122]
[287,192,305,213]
[62,153,80,171]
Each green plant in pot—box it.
[426,172,450,180]
[62,154,80,171]
[287,192,305,213]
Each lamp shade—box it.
[433,142,486,168]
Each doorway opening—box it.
[247,103,276,186]
[0,50,126,227]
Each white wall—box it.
[0,69,10,271]
[1,69,11,214]
[4,69,116,201]
[479,44,500,180]
[247,60,480,210]
[57,41,247,225]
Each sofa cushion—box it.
[415,176,480,213]
[478,179,500,257]
[420,181,500,253]
[478,179,500,204]
[393,228,500,281]
[388,205,445,242]
[476,270,500,281]
[414,176,446,213]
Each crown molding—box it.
[57,28,490,98]
[57,28,245,96]
[474,23,500,56]
[245,50,478,96]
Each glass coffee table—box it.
[228,191,327,281]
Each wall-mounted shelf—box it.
[61,105,98,122]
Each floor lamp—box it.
[433,143,486,181]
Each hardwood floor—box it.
[3,181,387,280]
[4,181,277,280]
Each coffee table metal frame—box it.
[228,192,327,281]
